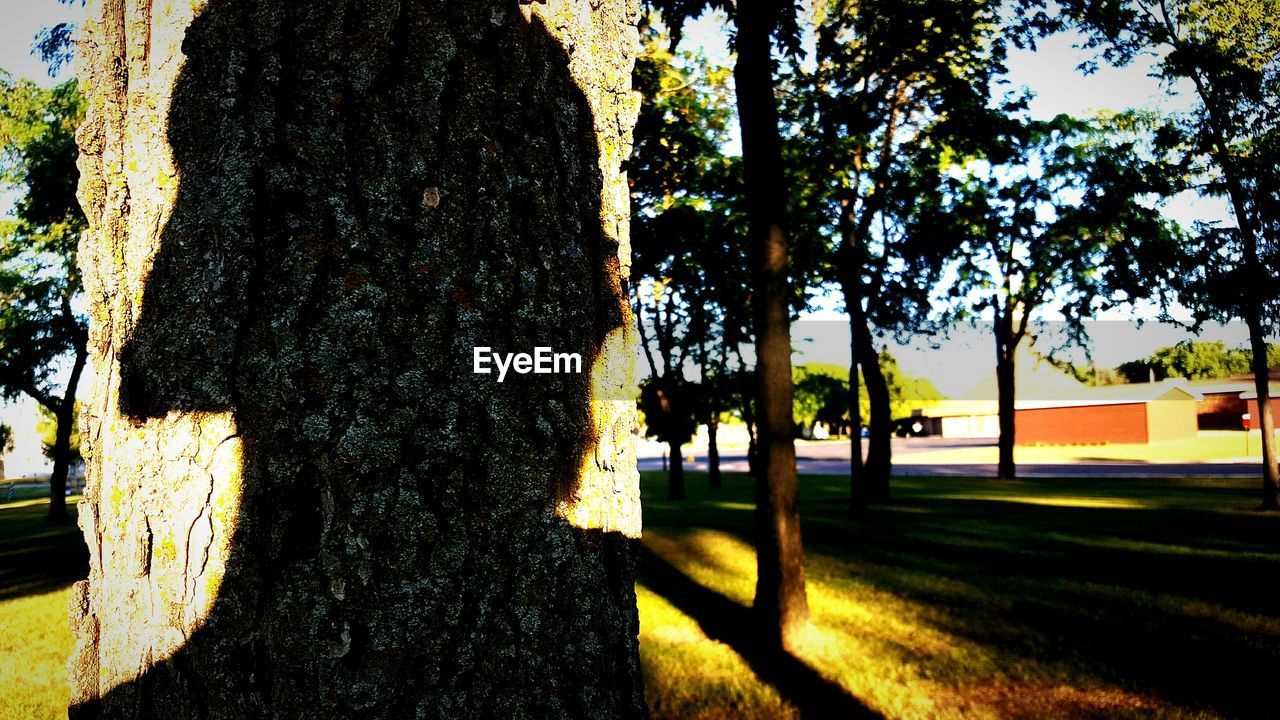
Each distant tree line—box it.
[1115,340,1280,384]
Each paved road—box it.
[638,437,1263,478]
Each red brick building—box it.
[1243,394,1280,430]
[1015,384,1199,445]
[1191,367,1280,429]
[918,382,1200,445]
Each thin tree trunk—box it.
[667,439,686,500]
[70,1,645,717]
[1246,312,1280,509]
[707,412,722,490]
[44,404,75,523]
[862,355,892,501]
[44,344,86,524]
[846,297,866,510]
[996,313,1017,480]
[700,332,722,490]
[851,304,891,502]
[733,0,809,651]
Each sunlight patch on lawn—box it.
[929,494,1154,510]
[0,586,74,720]
[637,584,796,720]
[639,519,1212,720]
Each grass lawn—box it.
[637,471,1280,719]
[0,495,85,720]
[2,476,1278,719]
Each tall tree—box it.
[731,0,811,650]
[644,0,810,648]
[946,116,1178,479]
[1062,0,1280,509]
[69,1,646,716]
[629,20,741,496]
[0,73,87,523]
[794,0,1007,506]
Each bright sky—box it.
[0,2,1260,437]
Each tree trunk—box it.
[995,317,1017,480]
[45,345,86,524]
[862,357,892,501]
[847,301,890,503]
[846,304,865,511]
[667,439,686,500]
[1246,312,1280,510]
[70,2,645,718]
[701,340,722,490]
[44,402,75,523]
[707,413,722,490]
[733,0,809,651]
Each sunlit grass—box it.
[638,583,796,720]
[638,471,1277,719]
[2,477,1277,719]
[0,494,84,720]
[0,587,75,720]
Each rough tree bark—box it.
[70,1,645,718]
[733,0,809,651]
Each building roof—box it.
[1180,366,1280,396]
[920,381,1199,418]
[1017,381,1200,410]
[954,351,1087,402]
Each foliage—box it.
[793,364,849,434]
[1116,340,1280,382]
[1060,0,1280,330]
[630,14,751,438]
[787,0,1013,342]
[943,114,1180,352]
[36,401,80,462]
[639,376,703,447]
[793,357,943,431]
[34,0,85,76]
[642,0,806,56]
[0,73,87,415]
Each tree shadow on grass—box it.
[796,497,1280,719]
[0,499,87,603]
[640,472,1280,718]
[636,544,883,720]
